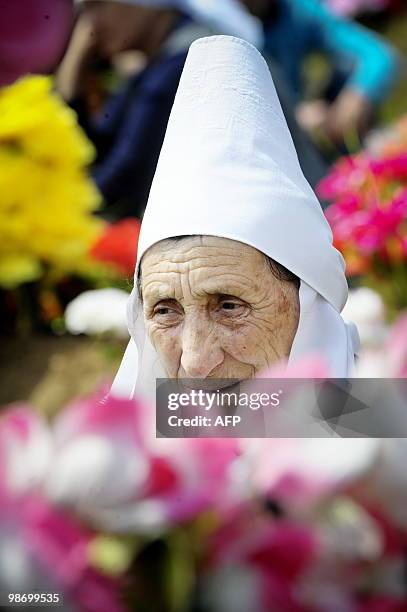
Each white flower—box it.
[362,440,407,529]
[354,348,392,378]
[45,434,148,509]
[365,124,398,157]
[342,287,387,347]
[64,288,129,338]
[0,409,53,496]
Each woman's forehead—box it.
[140,235,265,266]
[139,236,271,301]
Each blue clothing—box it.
[73,50,187,215]
[263,0,399,103]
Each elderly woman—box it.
[112,35,359,400]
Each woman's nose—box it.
[180,316,223,378]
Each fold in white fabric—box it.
[75,0,264,48]
[111,36,359,400]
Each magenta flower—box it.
[369,153,407,181]
[44,390,240,533]
[0,408,125,612]
[318,153,407,202]
[317,155,369,201]
[46,391,150,509]
[202,514,317,612]
[0,493,125,612]
[320,151,407,277]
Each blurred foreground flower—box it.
[354,310,407,377]
[0,408,125,612]
[342,287,387,347]
[201,515,318,612]
[65,289,129,338]
[0,76,103,289]
[0,391,239,535]
[1,381,406,610]
[44,391,239,533]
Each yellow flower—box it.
[0,76,104,288]
[0,77,94,166]
[0,254,42,288]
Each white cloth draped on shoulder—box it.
[111,35,360,400]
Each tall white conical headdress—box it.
[112,36,359,399]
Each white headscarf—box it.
[75,0,264,48]
[111,35,359,400]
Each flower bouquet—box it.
[318,117,407,316]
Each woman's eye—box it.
[219,300,247,315]
[155,307,172,315]
[221,302,239,310]
[152,302,181,320]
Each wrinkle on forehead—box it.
[140,236,271,302]
[143,240,264,267]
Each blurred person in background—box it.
[56,0,263,218]
[56,0,329,218]
[243,0,401,143]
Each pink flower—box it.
[317,156,369,201]
[237,358,377,508]
[241,438,378,512]
[318,154,407,203]
[150,438,241,524]
[0,408,125,612]
[44,390,240,532]
[46,392,149,508]
[92,433,241,532]
[369,154,407,181]
[0,493,125,612]
[202,514,317,612]
[321,154,407,274]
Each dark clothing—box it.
[73,51,187,217]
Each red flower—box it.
[90,218,141,277]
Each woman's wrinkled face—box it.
[140,236,300,380]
